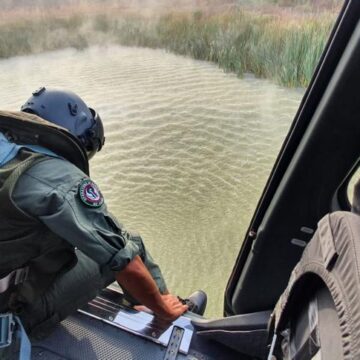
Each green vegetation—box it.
[237,0,342,9]
[113,11,334,87]
[0,16,88,58]
[0,8,336,87]
[95,10,335,87]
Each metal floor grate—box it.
[32,312,187,360]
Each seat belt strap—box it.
[0,267,29,294]
[0,131,60,167]
[267,334,277,360]
[0,313,31,359]
[15,316,31,360]
[0,313,15,348]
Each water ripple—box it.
[0,46,303,317]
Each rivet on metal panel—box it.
[249,230,257,238]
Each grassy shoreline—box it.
[0,7,336,87]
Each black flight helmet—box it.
[21,87,105,159]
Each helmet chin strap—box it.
[86,151,94,160]
[89,108,105,151]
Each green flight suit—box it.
[1,149,167,335]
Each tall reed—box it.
[0,16,87,59]
[111,11,335,87]
[0,9,336,87]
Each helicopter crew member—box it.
[0,87,208,337]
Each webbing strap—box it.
[0,152,45,221]
[0,314,31,359]
[0,267,29,294]
[0,132,60,167]
[268,297,321,360]
[15,316,31,360]
[318,215,338,270]
[290,297,321,360]
[267,334,277,360]
[0,313,14,348]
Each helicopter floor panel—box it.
[31,286,242,360]
[31,311,242,360]
[78,287,193,354]
[32,311,183,360]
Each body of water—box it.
[0,46,303,317]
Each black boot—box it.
[179,290,207,316]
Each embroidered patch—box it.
[78,179,104,208]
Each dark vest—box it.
[0,149,77,313]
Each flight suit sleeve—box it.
[39,186,141,271]
[12,158,142,271]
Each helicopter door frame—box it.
[224,0,360,316]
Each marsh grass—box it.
[112,10,334,87]
[0,8,335,87]
[0,16,88,58]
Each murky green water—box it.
[0,46,303,317]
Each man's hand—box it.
[156,294,188,321]
[135,294,188,321]
[115,256,188,321]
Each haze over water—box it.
[0,46,303,317]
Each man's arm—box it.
[116,255,188,321]
[13,158,187,320]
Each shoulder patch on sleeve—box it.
[78,179,104,208]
